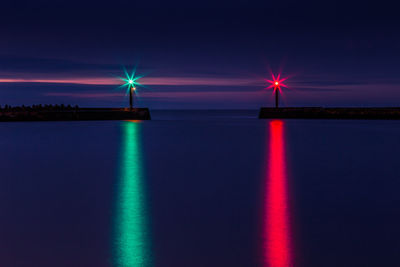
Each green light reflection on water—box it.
[115,121,151,267]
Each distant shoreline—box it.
[2,106,400,121]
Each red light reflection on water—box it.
[264,120,292,267]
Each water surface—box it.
[1,111,400,266]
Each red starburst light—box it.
[266,73,288,92]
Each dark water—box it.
[1,111,400,267]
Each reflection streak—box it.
[264,120,292,267]
[115,121,151,267]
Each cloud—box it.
[0,78,118,85]
[44,91,266,101]
[0,76,262,87]
[44,92,124,98]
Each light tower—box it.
[274,81,279,108]
[128,80,136,111]
[267,74,288,108]
[120,68,143,111]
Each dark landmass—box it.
[0,105,151,121]
[259,107,400,120]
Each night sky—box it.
[1,0,399,108]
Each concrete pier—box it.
[0,108,151,122]
[259,107,400,120]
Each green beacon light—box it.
[120,68,144,111]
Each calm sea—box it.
[1,110,400,267]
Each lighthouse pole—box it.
[129,86,133,111]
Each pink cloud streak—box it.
[44,91,265,101]
[45,92,125,98]
[0,76,261,86]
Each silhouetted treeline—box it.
[0,104,79,112]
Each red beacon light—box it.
[266,73,288,108]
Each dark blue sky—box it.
[1,0,399,108]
